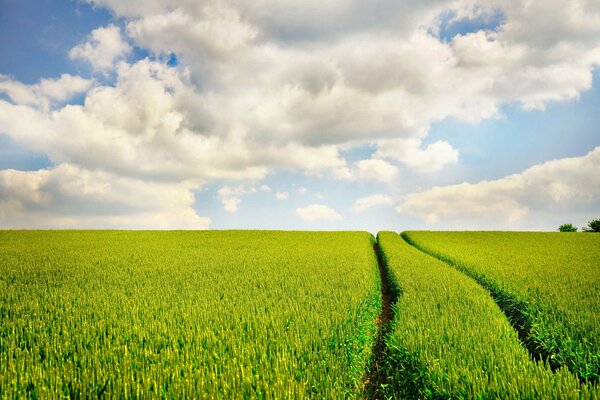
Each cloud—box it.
[127,5,258,67]
[0,164,210,229]
[275,191,288,200]
[0,74,92,110]
[336,158,399,183]
[356,159,399,183]
[397,146,600,228]
[8,2,600,179]
[376,138,459,173]
[352,194,394,213]
[216,183,273,211]
[296,204,342,222]
[217,185,245,212]
[221,197,241,212]
[69,25,132,71]
[2,0,600,227]
[0,59,347,183]
[80,0,599,176]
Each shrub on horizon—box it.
[582,218,600,232]
[558,224,578,232]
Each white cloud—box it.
[336,158,399,183]
[7,2,600,181]
[0,164,210,229]
[69,25,131,71]
[126,5,258,71]
[376,138,459,173]
[2,0,600,227]
[0,74,92,110]
[296,204,342,222]
[397,146,600,228]
[352,194,394,213]
[216,183,271,211]
[82,0,600,173]
[80,0,600,133]
[275,191,288,200]
[217,185,246,212]
[0,60,342,182]
[356,159,399,183]
[297,187,308,194]
[222,197,241,212]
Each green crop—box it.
[377,231,596,399]
[403,231,600,383]
[0,230,380,398]
[3,229,597,398]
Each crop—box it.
[0,230,380,398]
[403,231,600,383]
[377,232,595,399]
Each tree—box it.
[582,218,600,232]
[558,223,578,232]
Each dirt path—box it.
[363,243,397,399]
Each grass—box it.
[2,229,598,398]
[402,231,600,383]
[0,230,380,398]
[377,231,594,399]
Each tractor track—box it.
[363,242,398,399]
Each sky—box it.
[0,0,599,232]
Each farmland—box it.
[377,232,593,399]
[0,230,380,398]
[0,230,599,398]
[402,231,600,383]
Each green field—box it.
[378,232,596,399]
[403,231,600,382]
[0,230,598,398]
[0,231,380,398]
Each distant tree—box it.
[582,218,600,232]
[558,223,578,232]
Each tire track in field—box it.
[399,232,587,383]
[363,242,399,399]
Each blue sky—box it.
[0,0,599,231]
[0,0,112,83]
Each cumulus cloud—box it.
[356,159,399,183]
[336,158,399,183]
[69,25,132,71]
[217,185,245,212]
[275,191,288,200]
[397,146,600,228]
[351,194,394,213]
[216,184,274,212]
[0,164,210,229]
[296,204,342,222]
[2,0,600,227]
[0,60,344,182]
[0,74,92,110]
[10,2,600,175]
[376,138,459,173]
[221,197,240,213]
[79,0,600,175]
